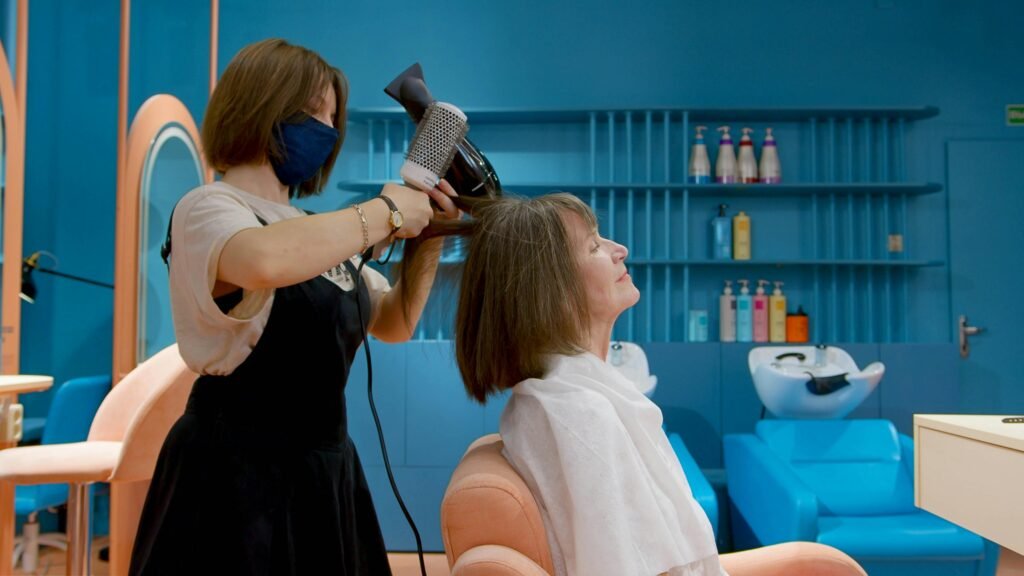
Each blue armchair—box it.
[12,375,110,573]
[667,431,719,541]
[724,419,997,576]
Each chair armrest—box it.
[452,544,551,576]
[720,541,866,576]
[667,432,718,538]
[723,434,819,545]
[0,441,120,484]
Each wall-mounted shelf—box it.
[346,106,940,124]
[339,105,943,343]
[629,259,944,267]
[339,180,942,197]
[378,257,945,268]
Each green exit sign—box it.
[1009,105,1024,126]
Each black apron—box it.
[130,214,391,575]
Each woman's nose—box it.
[613,241,628,262]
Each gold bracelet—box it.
[350,203,369,254]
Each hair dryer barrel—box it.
[400,102,468,191]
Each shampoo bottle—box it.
[711,204,732,260]
[786,305,809,343]
[753,279,769,342]
[733,211,751,260]
[769,281,787,342]
[736,279,753,342]
[715,126,737,183]
[689,310,709,342]
[759,127,782,184]
[689,125,711,184]
[738,127,759,183]
[719,280,736,342]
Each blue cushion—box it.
[756,419,901,462]
[818,512,985,559]
[42,375,110,445]
[14,375,110,518]
[15,484,69,517]
[757,420,916,515]
[20,417,45,443]
[667,432,718,539]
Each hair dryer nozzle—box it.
[384,63,433,123]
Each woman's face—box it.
[564,211,640,325]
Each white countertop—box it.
[0,375,54,395]
[915,414,1024,453]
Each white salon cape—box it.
[500,352,727,576]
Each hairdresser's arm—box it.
[370,237,444,342]
[217,183,432,291]
[370,180,459,343]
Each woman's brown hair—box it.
[202,38,348,198]
[454,193,598,403]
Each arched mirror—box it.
[137,123,203,362]
[114,94,206,380]
[1,96,6,254]
[0,37,25,374]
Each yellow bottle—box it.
[769,281,787,342]
[733,211,751,260]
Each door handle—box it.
[959,314,985,358]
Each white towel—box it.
[500,352,726,576]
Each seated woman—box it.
[451,193,865,576]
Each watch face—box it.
[392,211,404,229]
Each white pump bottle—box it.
[759,127,782,184]
[715,126,738,183]
[738,127,758,183]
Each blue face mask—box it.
[270,117,339,187]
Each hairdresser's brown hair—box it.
[455,193,598,403]
[202,38,348,198]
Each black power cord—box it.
[353,248,428,576]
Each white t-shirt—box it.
[168,181,391,376]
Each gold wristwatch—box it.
[378,195,404,234]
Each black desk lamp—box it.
[20,252,114,303]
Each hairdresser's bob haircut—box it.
[202,38,348,198]
[456,193,598,403]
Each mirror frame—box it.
[113,94,206,381]
[0,14,26,375]
[136,123,203,364]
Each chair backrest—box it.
[756,419,916,516]
[88,344,198,482]
[441,434,555,574]
[41,375,111,445]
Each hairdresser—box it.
[129,38,457,576]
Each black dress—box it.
[129,230,392,575]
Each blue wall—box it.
[9,0,121,418]
[3,0,1022,553]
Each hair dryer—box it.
[385,63,502,199]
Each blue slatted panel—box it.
[343,107,939,344]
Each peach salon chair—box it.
[0,344,197,576]
[441,434,867,576]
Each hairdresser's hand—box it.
[427,179,461,220]
[380,183,433,239]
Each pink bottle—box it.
[753,279,769,342]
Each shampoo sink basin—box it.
[749,345,884,419]
[609,341,658,397]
